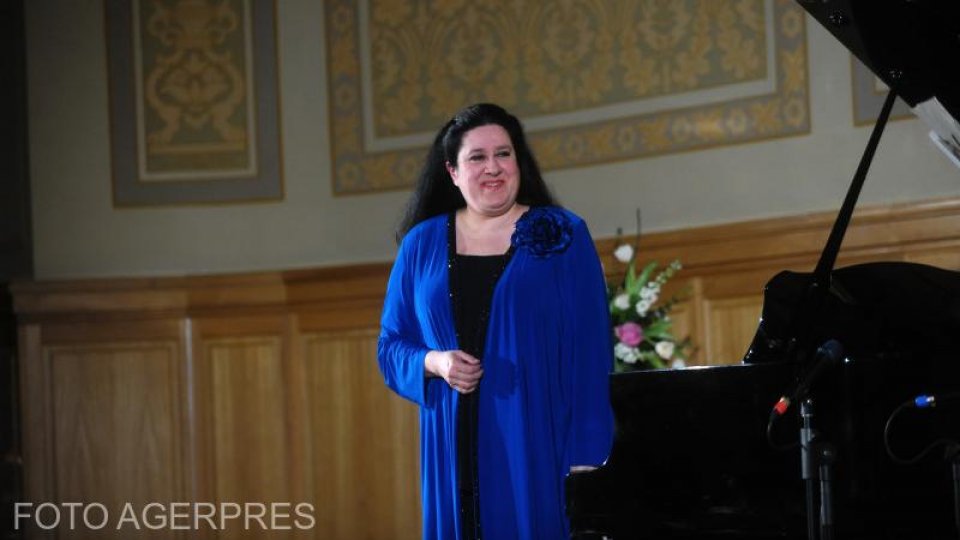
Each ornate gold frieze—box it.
[326,0,808,195]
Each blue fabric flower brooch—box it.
[511,206,573,258]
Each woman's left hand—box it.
[424,349,483,393]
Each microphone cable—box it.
[883,392,960,538]
[882,392,960,466]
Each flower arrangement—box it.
[608,238,693,371]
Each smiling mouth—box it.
[481,180,504,189]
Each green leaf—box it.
[643,319,671,338]
[639,350,666,369]
[624,261,638,294]
[637,261,657,289]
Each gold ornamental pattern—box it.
[370,0,767,137]
[326,0,808,195]
[139,0,253,175]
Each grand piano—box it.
[567,2,960,539]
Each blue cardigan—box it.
[378,207,614,539]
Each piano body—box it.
[567,1,960,538]
[568,264,960,539]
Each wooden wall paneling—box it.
[283,263,389,329]
[282,314,312,540]
[702,296,765,366]
[903,243,960,270]
[18,320,189,539]
[48,341,184,540]
[20,321,187,538]
[191,315,297,539]
[654,277,705,365]
[17,323,51,538]
[694,267,780,366]
[301,329,420,540]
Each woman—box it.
[378,103,613,539]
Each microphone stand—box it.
[818,441,836,540]
[800,399,836,540]
[950,444,960,538]
[800,400,817,540]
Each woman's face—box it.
[447,124,521,218]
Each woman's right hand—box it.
[425,350,483,393]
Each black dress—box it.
[447,216,514,540]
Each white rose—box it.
[640,290,659,305]
[655,340,675,360]
[639,285,660,302]
[613,244,634,263]
[614,343,639,364]
[635,299,650,317]
[613,293,631,311]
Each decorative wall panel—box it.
[326,0,809,194]
[105,0,282,206]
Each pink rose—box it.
[615,322,644,347]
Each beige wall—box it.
[25,0,959,280]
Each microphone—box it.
[772,339,845,417]
[911,394,936,408]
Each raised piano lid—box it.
[799,0,960,117]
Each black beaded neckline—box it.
[446,211,516,353]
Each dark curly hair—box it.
[395,103,557,243]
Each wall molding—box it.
[597,195,960,277]
[14,195,960,324]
